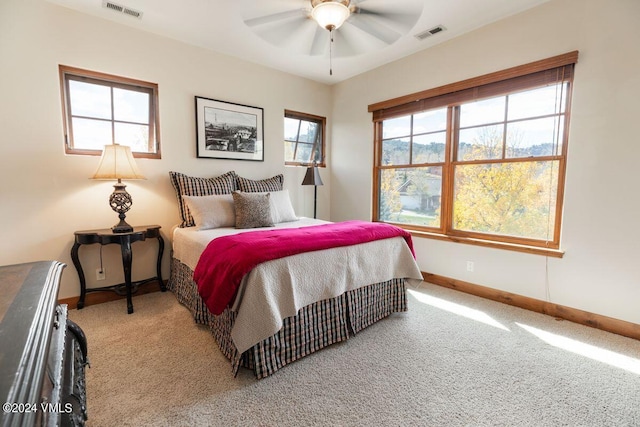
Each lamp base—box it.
[112,219,133,234]
[110,181,134,233]
[112,211,133,233]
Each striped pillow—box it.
[236,174,284,192]
[169,171,237,227]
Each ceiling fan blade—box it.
[309,26,328,56]
[240,0,423,59]
[252,17,312,49]
[244,8,309,27]
[307,17,396,58]
[345,14,403,45]
[353,9,421,32]
[332,23,387,57]
[306,27,363,58]
[308,28,359,58]
[332,29,360,57]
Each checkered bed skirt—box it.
[168,257,408,379]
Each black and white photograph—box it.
[195,96,263,161]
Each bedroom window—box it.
[59,65,161,158]
[284,110,326,167]
[370,52,578,256]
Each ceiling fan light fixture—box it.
[311,1,351,31]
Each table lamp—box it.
[91,143,146,233]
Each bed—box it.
[166,171,423,379]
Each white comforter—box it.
[172,219,422,354]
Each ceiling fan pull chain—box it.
[329,28,334,76]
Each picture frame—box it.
[195,96,264,161]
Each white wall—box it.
[0,0,331,298]
[331,0,640,325]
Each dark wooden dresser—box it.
[0,261,88,427]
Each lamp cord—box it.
[99,245,104,274]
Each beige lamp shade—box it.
[91,144,146,180]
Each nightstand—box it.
[70,225,165,314]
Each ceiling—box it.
[47,0,550,85]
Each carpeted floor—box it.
[68,282,640,426]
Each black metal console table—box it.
[70,225,165,314]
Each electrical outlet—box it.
[96,268,106,281]
[466,261,474,272]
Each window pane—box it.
[413,108,447,134]
[62,66,159,157]
[453,161,559,240]
[458,125,503,161]
[113,88,150,124]
[506,116,564,158]
[379,167,441,227]
[298,120,318,143]
[71,118,112,149]
[285,140,296,161]
[459,96,505,128]
[508,83,567,121]
[307,121,320,144]
[382,116,411,139]
[69,80,111,120]
[294,143,313,163]
[284,112,325,165]
[311,145,322,164]
[114,122,150,153]
[412,132,446,164]
[373,58,574,249]
[284,117,301,141]
[382,137,410,165]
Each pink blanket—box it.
[193,220,414,315]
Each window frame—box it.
[59,65,161,159]
[369,52,578,257]
[284,109,326,167]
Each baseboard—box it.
[58,280,166,310]
[422,272,640,342]
[59,274,639,342]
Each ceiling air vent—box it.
[102,1,143,19]
[414,25,446,41]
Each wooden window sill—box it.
[408,230,565,258]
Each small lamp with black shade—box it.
[301,162,323,219]
[91,143,146,233]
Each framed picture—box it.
[195,96,264,161]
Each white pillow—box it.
[182,194,235,230]
[268,190,298,223]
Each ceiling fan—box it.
[241,0,424,74]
